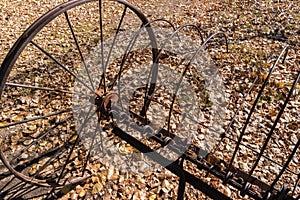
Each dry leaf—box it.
[39,140,47,147]
[91,176,100,183]
[11,114,23,121]
[69,135,78,143]
[92,183,103,194]
[0,121,9,127]
[76,185,86,197]
[149,194,157,200]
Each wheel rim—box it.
[0,0,157,188]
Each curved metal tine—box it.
[122,19,176,67]
[151,31,228,97]
[143,24,204,103]
[141,24,205,119]
[149,97,225,134]
[165,58,191,133]
[149,23,204,45]
[151,18,181,42]
[147,23,204,82]
[223,132,298,175]
[243,71,300,187]
[144,56,212,123]
[212,76,259,154]
[116,18,177,79]
[226,46,289,175]
[144,98,221,151]
[156,31,228,133]
[64,11,95,91]
[0,109,72,129]
[119,18,178,82]
[203,32,228,53]
[30,41,96,96]
[170,39,227,133]
[54,105,96,186]
[268,137,299,195]
[11,116,72,162]
[114,18,175,109]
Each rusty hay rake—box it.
[0,0,299,199]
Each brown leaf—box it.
[92,183,103,194]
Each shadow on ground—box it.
[0,161,66,200]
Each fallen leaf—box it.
[92,183,103,194]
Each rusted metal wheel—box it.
[0,0,157,189]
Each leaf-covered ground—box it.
[0,0,299,199]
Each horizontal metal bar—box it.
[112,126,232,200]
[102,95,298,200]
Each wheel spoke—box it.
[0,0,158,189]
[98,0,106,93]
[5,82,77,94]
[33,150,63,178]
[56,105,95,184]
[32,132,82,179]
[101,5,127,90]
[64,11,95,91]
[0,109,72,129]
[11,116,72,162]
[108,40,152,90]
[33,105,95,178]
[81,119,102,176]
[33,146,74,180]
[30,41,95,95]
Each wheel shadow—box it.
[0,161,65,200]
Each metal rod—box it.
[64,11,95,91]
[226,46,289,177]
